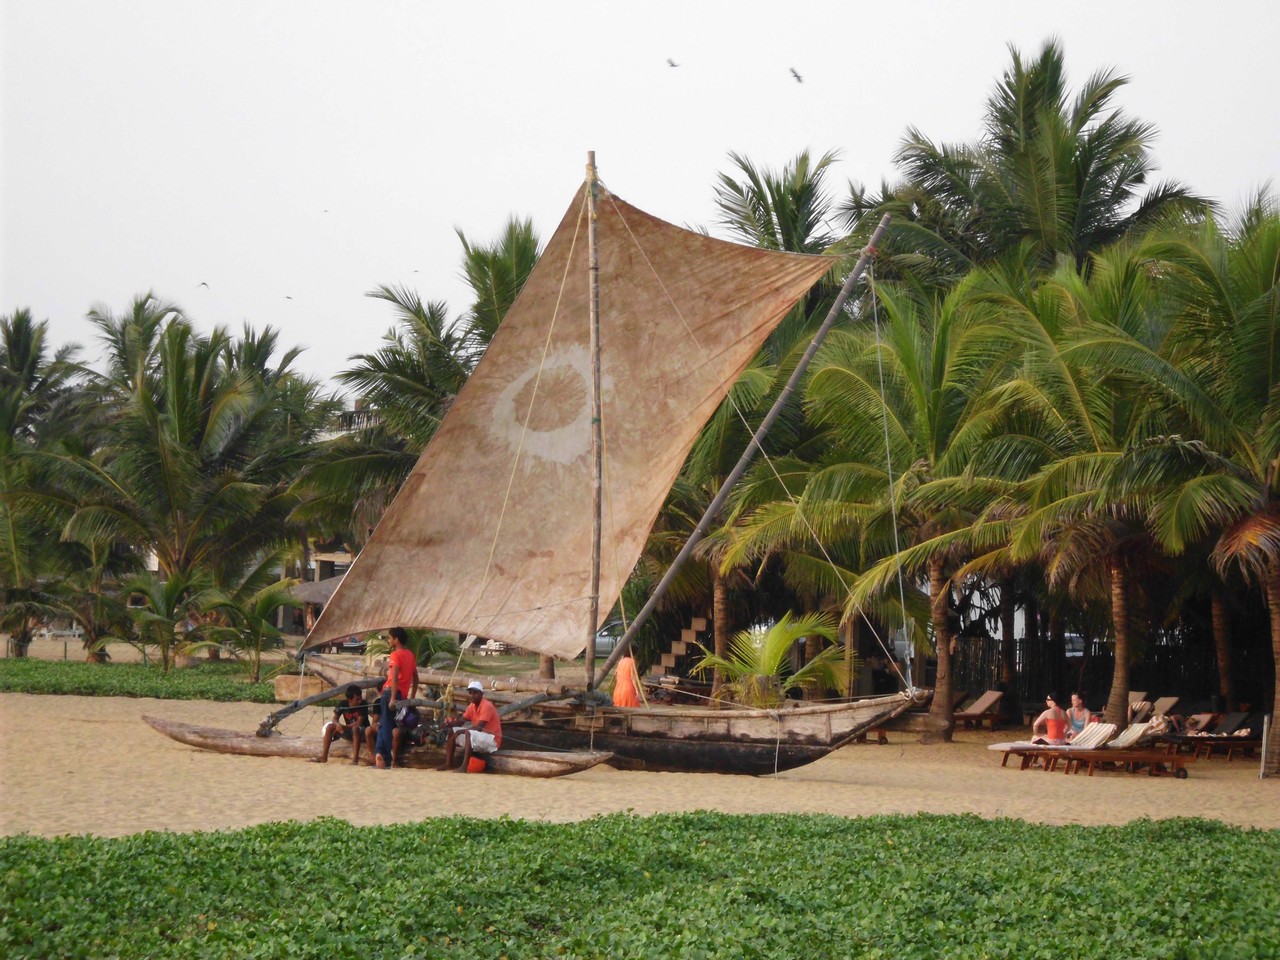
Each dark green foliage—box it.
[0,659,274,702]
[1,814,1276,959]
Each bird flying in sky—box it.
[790,67,803,83]
[198,281,209,288]
[667,58,679,67]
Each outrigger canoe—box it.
[143,715,612,778]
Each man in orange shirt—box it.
[373,627,419,769]
[439,680,502,771]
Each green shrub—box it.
[1,813,1277,958]
[0,659,274,702]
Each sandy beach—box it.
[2,691,1276,838]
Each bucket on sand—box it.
[466,756,487,774]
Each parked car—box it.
[594,620,625,657]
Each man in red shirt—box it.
[439,680,502,771]
[373,627,419,769]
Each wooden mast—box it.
[597,214,893,683]
[585,151,603,691]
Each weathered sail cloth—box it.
[309,185,833,659]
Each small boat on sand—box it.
[144,716,612,778]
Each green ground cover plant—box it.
[0,659,275,702]
[2,813,1276,959]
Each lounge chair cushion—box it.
[1067,723,1117,750]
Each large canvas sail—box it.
[309,184,834,659]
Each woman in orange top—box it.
[1031,693,1069,744]
[611,655,642,708]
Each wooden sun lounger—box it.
[955,690,1004,729]
[1162,711,1249,757]
[1191,735,1261,761]
[1211,712,1249,736]
[999,723,1117,767]
[1059,748,1195,778]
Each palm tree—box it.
[726,276,1018,737]
[691,611,846,707]
[0,309,81,655]
[715,150,841,254]
[61,318,312,589]
[202,553,300,683]
[1119,201,1280,772]
[965,242,1210,726]
[85,293,180,392]
[124,569,217,672]
[455,217,541,359]
[843,40,1206,281]
[47,540,138,662]
[715,150,845,353]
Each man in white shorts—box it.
[439,680,503,771]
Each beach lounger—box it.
[1183,714,1257,759]
[996,722,1116,768]
[1099,721,1153,750]
[1031,722,1119,771]
[1062,748,1195,778]
[1021,724,1160,775]
[954,690,1004,729]
[1193,736,1261,761]
[1059,724,1189,776]
[1129,701,1154,724]
[1150,696,1180,717]
[1210,712,1249,735]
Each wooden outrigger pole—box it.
[596,213,893,684]
[585,151,603,691]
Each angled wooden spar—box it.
[597,214,893,683]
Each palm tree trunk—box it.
[843,616,859,698]
[1264,565,1280,778]
[11,615,32,658]
[998,578,1016,686]
[999,577,1018,723]
[803,633,823,701]
[1103,559,1131,727]
[539,655,555,680]
[926,557,954,742]
[711,565,730,705]
[1210,588,1235,711]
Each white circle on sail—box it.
[491,345,606,466]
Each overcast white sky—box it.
[3,1,1277,389]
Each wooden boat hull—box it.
[502,692,920,775]
[299,654,924,775]
[143,716,611,778]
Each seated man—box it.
[439,680,502,771]
[311,685,369,764]
[391,703,426,767]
